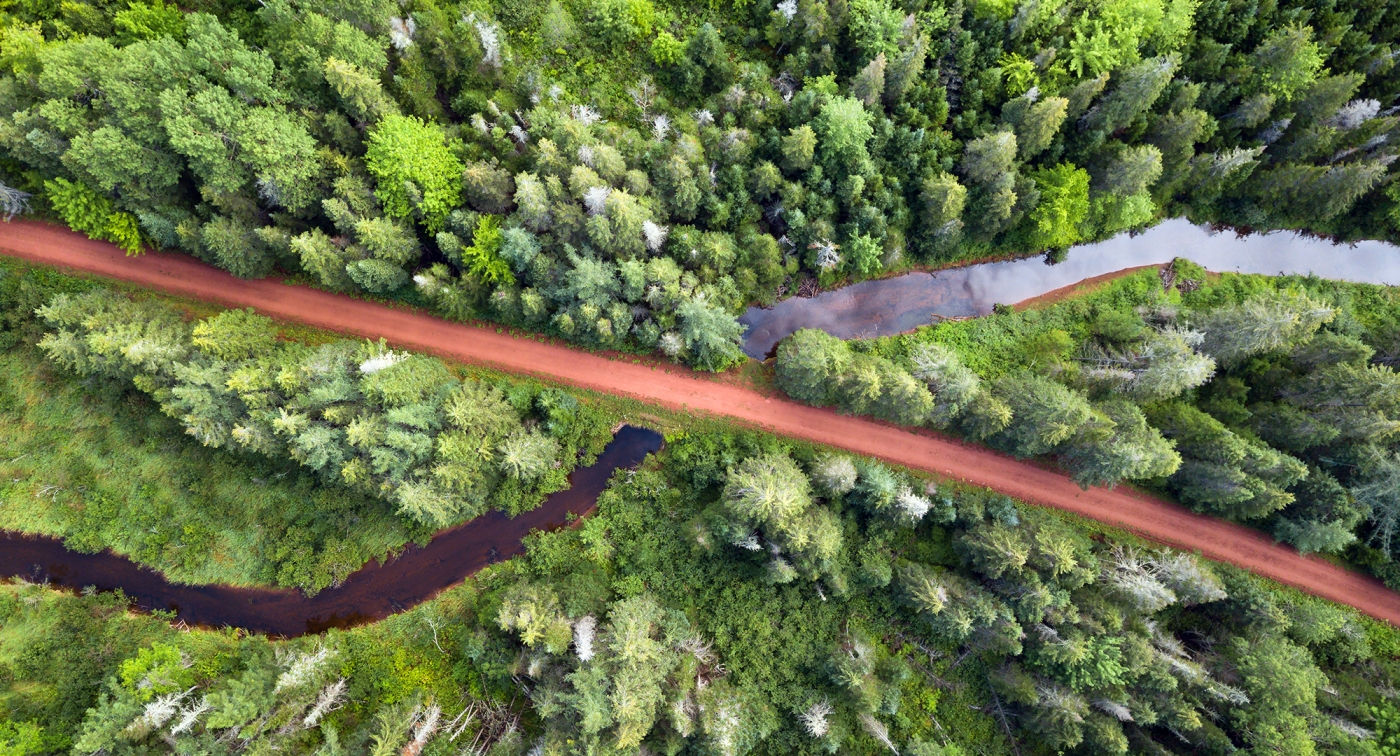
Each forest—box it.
[770,261,1400,592]
[3,0,1400,370]
[6,0,1400,750]
[0,253,1397,755]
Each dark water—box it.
[0,425,663,637]
[740,219,1400,358]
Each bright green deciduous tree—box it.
[365,114,464,231]
[460,215,514,286]
[44,178,144,255]
[1026,163,1090,250]
[814,96,874,177]
[1249,25,1324,99]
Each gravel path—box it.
[5,219,1399,624]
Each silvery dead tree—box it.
[0,181,31,221]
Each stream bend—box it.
[0,425,663,637]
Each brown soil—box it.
[6,220,1400,625]
[1012,264,1163,311]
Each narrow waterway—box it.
[0,425,663,637]
[740,219,1400,357]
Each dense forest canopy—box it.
[0,256,1398,755]
[7,0,1400,753]
[772,262,1400,594]
[4,0,1400,369]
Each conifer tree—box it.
[850,53,887,108]
[1011,95,1069,160]
[1083,55,1178,134]
[1194,292,1333,367]
[1097,144,1163,196]
[990,374,1096,457]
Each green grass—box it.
[0,341,419,593]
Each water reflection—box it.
[739,219,1400,358]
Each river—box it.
[0,425,663,637]
[739,218,1400,358]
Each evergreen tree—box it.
[990,374,1096,458]
[1097,144,1162,196]
[1194,292,1334,367]
[323,57,397,123]
[781,125,817,172]
[919,173,967,236]
[497,582,573,653]
[1060,400,1181,488]
[960,131,1018,186]
[1083,55,1177,134]
[775,329,852,405]
[850,53,887,108]
[1290,73,1364,126]
[1252,161,1388,226]
[1146,107,1214,193]
[1010,95,1069,160]
[814,96,875,178]
[884,35,927,106]
[514,173,552,231]
[1356,451,1400,555]
[1064,72,1109,119]
[677,296,745,372]
[200,216,273,279]
[719,452,843,579]
[909,342,984,425]
[462,161,515,214]
[191,308,277,361]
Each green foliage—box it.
[717,451,842,580]
[44,179,143,255]
[1249,24,1325,98]
[775,329,850,405]
[364,114,463,232]
[459,215,514,286]
[31,287,608,529]
[1025,163,1089,250]
[118,643,194,701]
[1194,290,1334,366]
[989,373,1095,457]
[8,1,1400,752]
[775,329,935,426]
[650,30,682,65]
[0,0,1395,375]
[112,0,184,42]
[814,97,874,177]
[0,720,45,756]
[677,295,746,372]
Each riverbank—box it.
[6,221,1400,625]
[740,218,1400,356]
[0,426,660,637]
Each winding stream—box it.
[0,425,663,637]
[740,218,1400,358]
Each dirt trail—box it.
[5,219,1400,624]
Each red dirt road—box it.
[5,219,1400,624]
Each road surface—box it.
[5,219,1400,624]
